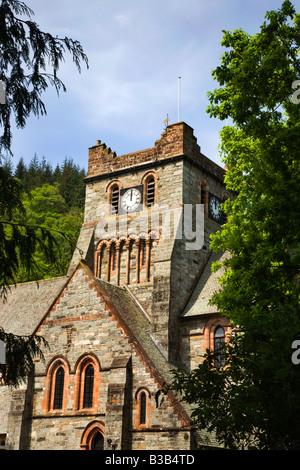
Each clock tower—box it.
[119,186,144,214]
[208,193,225,224]
[69,122,230,363]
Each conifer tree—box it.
[0,0,88,386]
[14,156,27,183]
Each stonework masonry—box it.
[72,122,228,362]
[0,122,232,450]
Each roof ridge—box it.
[92,276,191,427]
[5,275,67,289]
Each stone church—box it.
[0,121,231,450]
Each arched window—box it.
[74,356,100,411]
[139,392,147,425]
[95,241,110,280]
[45,358,70,412]
[110,242,117,273]
[53,366,65,410]
[80,421,105,450]
[142,172,158,208]
[146,176,155,207]
[140,239,146,267]
[111,184,120,214]
[99,243,108,279]
[135,388,150,427]
[83,364,94,409]
[214,326,225,368]
[142,242,147,267]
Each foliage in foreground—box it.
[172,0,300,449]
[0,0,88,386]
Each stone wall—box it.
[27,267,191,450]
[71,122,228,363]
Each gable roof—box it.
[0,276,67,336]
[73,262,222,446]
[0,261,221,447]
[0,263,191,424]
[181,251,230,318]
[93,276,175,387]
[71,262,193,427]
[0,265,176,389]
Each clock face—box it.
[121,187,142,213]
[209,195,222,222]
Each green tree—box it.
[14,156,27,184]
[0,0,88,386]
[26,153,42,190]
[16,183,83,281]
[171,1,300,449]
[57,157,86,209]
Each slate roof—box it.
[94,276,175,385]
[0,262,221,448]
[0,276,67,336]
[0,266,177,394]
[91,271,220,448]
[181,251,230,318]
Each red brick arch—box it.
[73,354,101,412]
[106,179,122,215]
[141,170,159,206]
[94,231,159,285]
[43,356,70,413]
[80,420,105,450]
[202,316,231,354]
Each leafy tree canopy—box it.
[17,181,84,281]
[171,0,300,450]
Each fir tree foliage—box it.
[0,154,86,385]
[0,0,88,386]
[0,0,88,154]
[0,326,48,386]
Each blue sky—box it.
[9,0,287,171]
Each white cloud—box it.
[113,12,133,27]
[10,0,287,169]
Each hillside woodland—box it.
[5,155,86,282]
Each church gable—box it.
[29,261,191,450]
[36,262,108,335]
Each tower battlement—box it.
[87,122,225,183]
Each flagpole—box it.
[178,77,181,122]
